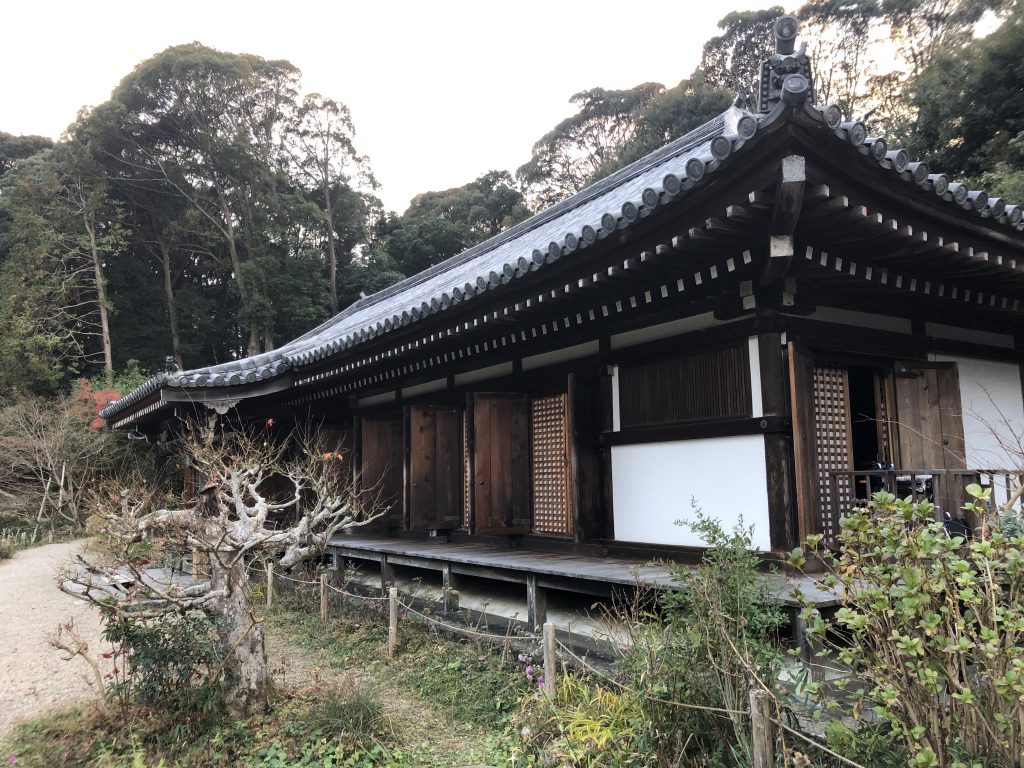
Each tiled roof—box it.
[101,83,1024,423]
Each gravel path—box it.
[0,540,111,740]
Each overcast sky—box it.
[2,0,775,213]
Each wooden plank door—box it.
[894,361,966,515]
[530,393,574,536]
[408,405,463,530]
[360,416,404,528]
[472,393,531,535]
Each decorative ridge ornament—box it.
[757,16,814,113]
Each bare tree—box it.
[62,425,382,717]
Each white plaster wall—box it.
[931,353,1024,468]
[611,435,772,550]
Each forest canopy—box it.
[0,0,1018,394]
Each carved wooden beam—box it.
[761,155,806,290]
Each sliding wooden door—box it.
[471,393,530,535]
[407,405,463,530]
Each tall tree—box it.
[516,83,664,209]
[286,94,375,315]
[798,1,885,118]
[403,170,530,239]
[903,7,1024,192]
[100,43,301,356]
[0,143,123,391]
[699,8,785,95]
[880,0,1006,77]
[598,75,735,177]
[0,131,53,177]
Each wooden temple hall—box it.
[103,18,1024,626]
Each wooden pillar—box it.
[527,573,547,631]
[749,689,776,768]
[380,554,394,595]
[758,328,797,551]
[542,622,557,698]
[388,587,398,660]
[441,562,459,613]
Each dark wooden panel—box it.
[361,416,403,528]
[570,373,605,542]
[408,406,437,529]
[409,406,464,530]
[895,361,967,514]
[618,344,751,429]
[435,407,464,528]
[473,393,530,535]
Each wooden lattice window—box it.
[618,345,751,429]
[531,393,573,536]
[812,363,854,542]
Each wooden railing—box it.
[823,468,1024,545]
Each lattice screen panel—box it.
[531,394,573,536]
[812,363,854,543]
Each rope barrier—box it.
[555,639,750,718]
[397,599,539,643]
[324,581,390,602]
[266,563,867,766]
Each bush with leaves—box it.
[790,486,1024,767]
[102,610,225,722]
[514,672,652,767]
[602,512,784,767]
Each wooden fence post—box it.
[542,622,556,699]
[320,573,329,624]
[749,688,776,768]
[266,561,274,609]
[388,587,398,660]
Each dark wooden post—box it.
[320,573,329,624]
[388,586,399,660]
[527,573,547,630]
[266,561,274,609]
[376,552,391,593]
[441,562,459,613]
[750,689,776,768]
[542,622,557,698]
[759,328,797,551]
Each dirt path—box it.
[0,540,110,740]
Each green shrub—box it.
[102,610,224,721]
[792,487,1024,767]
[618,511,784,767]
[515,672,652,767]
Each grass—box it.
[0,515,80,560]
[1,585,533,767]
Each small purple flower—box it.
[8,756,17,764]
[524,665,534,681]
[518,653,529,663]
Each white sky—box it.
[1,0,776,213]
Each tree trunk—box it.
[323,178,338,316]
[218,191,260,357]
[158,238,183,369]
[210,558,269,716]
[85,215,113,387]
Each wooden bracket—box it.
[761,155,805,290]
